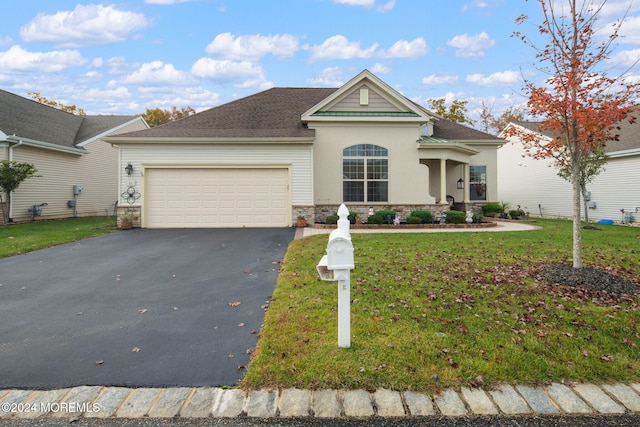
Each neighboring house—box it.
[498,121,640,223]
[0,89,148,223]
[106,70,505,228]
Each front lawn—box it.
[242,220,640,393]
[0,216,115,259]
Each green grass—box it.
[0,216,116,258]
[242,219,640,392]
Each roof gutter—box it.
[6,135,86,155]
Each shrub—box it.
[406,216,423,225]
[509,210,521,220]
[473,213,484,224]
[375,210,396,224]
[482,202,503,216]
[325,214,338,225]
[367,214,383,224]
[445,210,465,224]
[410,210,433,224]
[348,211,359,224]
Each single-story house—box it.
[0,89,148,223]
[106,70,505,228]
[498,120,640,223]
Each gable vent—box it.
[359,88,369,106]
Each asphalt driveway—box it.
[0,227,295,389]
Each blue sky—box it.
[1,0,638,126]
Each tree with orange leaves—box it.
[505,0,639,269]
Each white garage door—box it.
[145,168,289,228]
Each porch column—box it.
[463,163,470,203]
[439,158,447,205]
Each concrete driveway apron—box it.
[0,228,294,389]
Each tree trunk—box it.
[572,160,583,269]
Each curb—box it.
[1,383,639,419]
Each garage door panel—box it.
[146,168,289,228]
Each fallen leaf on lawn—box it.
[131,347,141,353]
[600,355,613,362]
[228,301,242,307]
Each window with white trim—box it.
[342,144,388,202]
[470,165,487,201]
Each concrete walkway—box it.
[299,220,539,238]
[1,383,639,419]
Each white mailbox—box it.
[326,235,354,271]
[316,203,355,348]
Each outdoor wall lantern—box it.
[457,177,464,189]
[125,163,134,176]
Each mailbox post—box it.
[316,204,354,348]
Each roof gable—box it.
[301,70,432,123]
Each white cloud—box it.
[19,4,150,48]
[144,0,192,4]
[191,58,269,89]
[0,45,85,72]
[609,48,640,68]
[205,33,299,60]
[465,70,520,86]
[0,35,12,46]
[382,38,429,58]
[447,31,495,58]
[307,35,379,62]
[122,61,195,85]
[618,15,640,44]
[377,0,396,12]
[306,35,427,62]
[306,67,347,87]
[462,0,503,12]
[422,73,459,85]
[371,63,392,74]
[106,57,128,75]
[333,0,375,7]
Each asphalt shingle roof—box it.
[0,89,139,148]
[515,120,640,153]
[117,87,503,142]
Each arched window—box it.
[342,144,388,202]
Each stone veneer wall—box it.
[116,205,141,229]
[292,205,315,226]
[314,204,453,224]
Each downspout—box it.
[7,140,24,222]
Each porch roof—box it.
[417,136,480,160]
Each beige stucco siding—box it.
[10,142,118,221]
[310,122,433,205]
[117,143,313,208]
